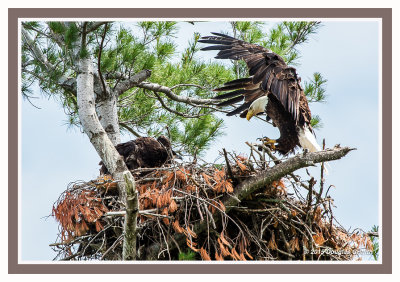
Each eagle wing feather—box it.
[199,33,302,123]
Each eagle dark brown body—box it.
[199,32,315,155]
[265,95,300,154]
[99,136,174,175]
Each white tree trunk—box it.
[77,57,138,260]
[96,93,120,145]
[77,58,134,200]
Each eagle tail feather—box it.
[298,127,329,174]
[298,127,321,152]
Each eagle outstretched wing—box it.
[199,32,302,123]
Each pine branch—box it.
[285,22,321,51]
[22,22,63,46]
[137,82,215,105]
[21,26,77,94]
[45,22,66,47]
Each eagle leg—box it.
[260,137,277,151]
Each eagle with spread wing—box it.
[199,32,321,155]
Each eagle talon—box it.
[260,137,277,151]
[267,143,276,151]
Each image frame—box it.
[8,7,392,274]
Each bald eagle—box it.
[99,136,176,175]
[199,32,321,155]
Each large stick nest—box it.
[50,144,373,261]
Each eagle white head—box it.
[246,96,269,121]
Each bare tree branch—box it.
[170,83,207,90]
[137,82,215,105]
[114,70,152,96]
[81,22,88,56]
[105,72,128,80]
[86,21,110,34]
[152,91,206,118]
[119,122,142,138]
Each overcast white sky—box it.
[21,20,380,261]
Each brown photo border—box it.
[9,8,392,274]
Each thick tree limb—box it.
[114,70,152,96]
[105,72,128,80]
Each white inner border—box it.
[18,17,383,265]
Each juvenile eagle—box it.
[99,136,175,175]
[199,32,321,155]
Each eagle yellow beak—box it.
[246,109,254,121]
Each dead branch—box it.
[223,146,355,212]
